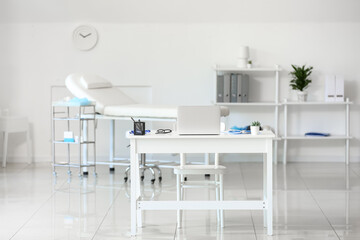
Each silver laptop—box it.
[177,106,221,135]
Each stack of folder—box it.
[217,73,249,103]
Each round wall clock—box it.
[73,25,98,51]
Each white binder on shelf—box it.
[236,74,242,102]
[325,75,336,102]
[230,74,238,103]
[223,73,231,102]
[216,75,224,103]
[241,74,249,102]
[335,75,344,102]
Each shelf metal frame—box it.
[52,104,97,176]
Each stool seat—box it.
[173,165,226,175]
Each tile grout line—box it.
[293,165,342,240]
[9,174,68,240]
[239,163,258,240]
[90,183,126,240]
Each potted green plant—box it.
[289,64,313,102]
[250,121,261,135]
[247,60,252,68]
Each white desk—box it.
[126,131,275,236]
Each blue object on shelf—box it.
[68,97,92,106]
[64,138,75,142]
[305,132,330,137]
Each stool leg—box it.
[2,132,8,168]
[220,174,224,228]
[177,174,182,228]
[215,174,220,224]
[26,127,32,165]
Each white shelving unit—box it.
[52,102,97,176]
[214,65,282,163]
[282,98,353,165]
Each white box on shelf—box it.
[335,75,344,102]
[64,131,74,139]
[325,75,336,102]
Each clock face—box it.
[73,25,98,51]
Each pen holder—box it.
[134,121,145,135]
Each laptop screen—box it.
[177,106,221,135]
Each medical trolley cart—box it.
[51,101,97,177]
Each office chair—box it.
[124,153,162,184]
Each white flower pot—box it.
[247,63,252,68]
[297,91,308,102]
[250,126,260,135]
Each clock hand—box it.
[79,33,86,38]
[83,33,92,38]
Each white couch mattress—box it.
[65,73,229,119]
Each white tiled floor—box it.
[1,162,360,239]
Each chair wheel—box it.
[109,167,115,172]
[124,177,128,183]
[151,179,155,184]
[184,177,187,181]
[159,177,162,182]
[141,176,145,181]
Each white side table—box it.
[0,116,31,167]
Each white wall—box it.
[0,2,359,163]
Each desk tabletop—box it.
[126,130,275,139]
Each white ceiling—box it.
[0,0,360,23]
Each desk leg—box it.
[109,120,115,170]
[177,173,182,228]
[130,139,137,236]
[263,153,267,228]
[26,126,32,165]
[266,140,273,236]
[136,153,142,228]
[2,132,8,168]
